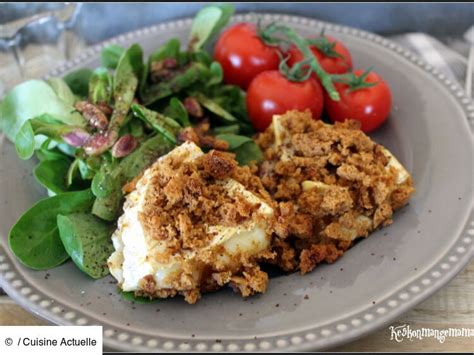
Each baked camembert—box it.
[255,110,415,273]
[108,142,275,303]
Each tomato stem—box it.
[259,23,340,101]
[286,28,340,101]
[258,22,379,99]
[305,38,343,59]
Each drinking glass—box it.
[0,2,85,96]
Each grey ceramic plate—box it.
[0,14,473,352]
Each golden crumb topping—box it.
[112,142,276,304]
[111,110,415,304]
[256,110,415,274]
[139,147,273,252]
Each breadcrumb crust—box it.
[111,110,415,303]
[255,110,415,274]
[116,143,275,304]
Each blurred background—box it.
[0,2,473,96]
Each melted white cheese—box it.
[108,142,273,292]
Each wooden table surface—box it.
[1,261,472,352]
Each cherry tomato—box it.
[287,35,353,74]
[246,70,324,132]
[213,23,280,90]
[324,70,392,133]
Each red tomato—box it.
[246,70,324,132]
[324,70,392,133]
[288,36,353,74]
[213,23,280,90]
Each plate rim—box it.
[0,12,473,352]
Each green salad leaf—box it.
[78,159,97,180]
[193,92,237,122]
[14,115,87,160]
[92,134,175,221]
[34,157,72,195]
[215,133,252,150]
[37,148,69,162]
[0,80,84,143]
[66,158,80,187]
[206,61,224,87]
[149,38,181,63]
[56,142,78,157]
[189,4,234,51]
[232,141,263,166]
[120,291,160,304]
[91,161,118,198]
[15,121,35,160]
[140,38,182,96]
[101,44,125,70]
[212,124,240,135]
[47,78,76,106]
[108,44,144,133]
[141,62,209,105]
[165,97,190,127]
[89,67,112,104]
[208,84,248,121]
[114,44,144,89]
[217,133,263,166]
[131,104,180,144]
[57,213,115,279]
[191,49,212,66]
[36,139,69,162]
[129,118,145,138]
[8,189,95,270]
[63,68,93,98]
[2,4,267,281]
